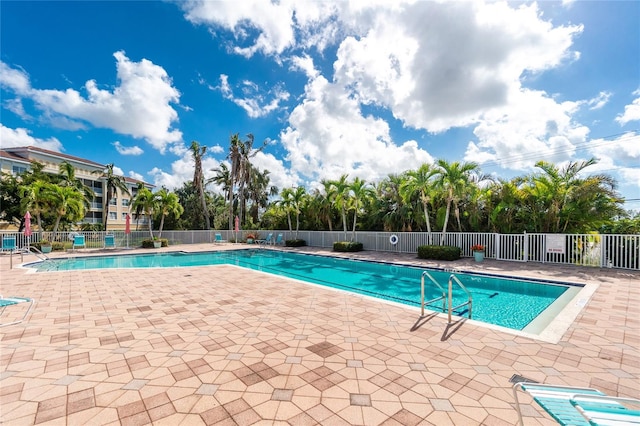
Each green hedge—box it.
[417,245,461,261]
[333,241,363,252]
[285,239,307,247]
[141,238,169,248]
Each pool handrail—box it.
[420,271,473,323]
[420,271,447,316]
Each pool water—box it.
[28,250,582,332]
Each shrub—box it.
[141,238,169,248]
[285,239,307,247]
[333,241,363,252]
[417,245,461,261]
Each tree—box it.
[236,134,267,227]
[19,180,51,235]
[433,159,479,242]
[131,187,157,238]
[98,163,130,232]
[58,160,95,208]
[45,184,86,237]
[349,177,374,241]
[155,189,184,238]
[331,174,351,239]
[227,134,242,230]
[401,163,436,237]
[190,141,211,230]
[246,165,277,225]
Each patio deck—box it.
[0,244,638,425]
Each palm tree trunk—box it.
[441,200,452,245]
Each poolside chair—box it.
[104,234,116,249]
[72,234,85,251]
[214,233,227,243]
[274,233,284,246]
[512,381,640,425]
[0,296,35,327]
[256,233,273,246]
[2,236,18,254]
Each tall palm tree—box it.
[401,163,436,237]
[190,141,211,230]
[319,179,336,231]
[290,186,307,238]
[98,163,130,232]
[131,187,157,239]
[279,187,295,233]
[210,163,232,227]
[227,134,242,230]
[433,159,479,243]
[246,165,277,225]
[155,189,184,238]
[236,134,267,227]
[349,177,374,241]
[331,174,351,239]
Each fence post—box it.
[523,231,528,263]
[495,234,500,260]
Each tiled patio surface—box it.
[0,244,638,425]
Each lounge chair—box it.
[72,234,85,251]
[512,381,640,425]
[0,296,35,327]
[256,233,273,246]
[104,234,116,249]
[274,233,284,246]
[214,233,227,243]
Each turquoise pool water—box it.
[28,250,581,332]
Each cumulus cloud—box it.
[465,89,589,169]
[588,132,640,166]
[0,124,63,151]
[218,74,290,118]
[113,141,144,156]
[148,142,222,190]
[586,91,612,110]
[280,74,433,182]
[0,52,182,152]
[616,90,640,125]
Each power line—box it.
[475,130,640,170]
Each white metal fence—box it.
[1,230,638,270]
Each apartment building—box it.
[0,146,153,230]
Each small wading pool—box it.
[27,249,584,333]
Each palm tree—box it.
[433,159,479,243]
[290,186,307,238]
[279,187,295,233]
[19,180,50,236]
[46,184,86,237]
[331,174,351,240]
[401,163,436,238]
[190,141,211,230]
[349,177,374,241]
[227,134,242,230]
[58,161,95,208]
[98,163,130,232]
[210,163,232,227]
[319,179,336,231]
[131,187,157,239]
[246,165,277,225]
[236,134,267,227]
[155,189,184,238]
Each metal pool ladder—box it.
[420,271,473,323]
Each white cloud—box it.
[0,52,182,152]
[586,91,611,110]
[289,54,319,78]
[128,171,145,182]
[588,132,640,166]
[616,90,640,125]
[0,124,63,151]
[3,98,32,120]
[466,89,589,169]
[113,141,144,156]
[251,151,299,190]
[280,74,433,183]
[148,142,222,190]
[181,0,339,57]
[218,74,290,118]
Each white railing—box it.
[1,230,638,270]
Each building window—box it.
[109,198,117,205]
[122,198,130,206]
[109,212,117,220]
[12,165,28,175]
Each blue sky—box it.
[1,1,639,211]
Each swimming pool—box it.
[27,250,583,332]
